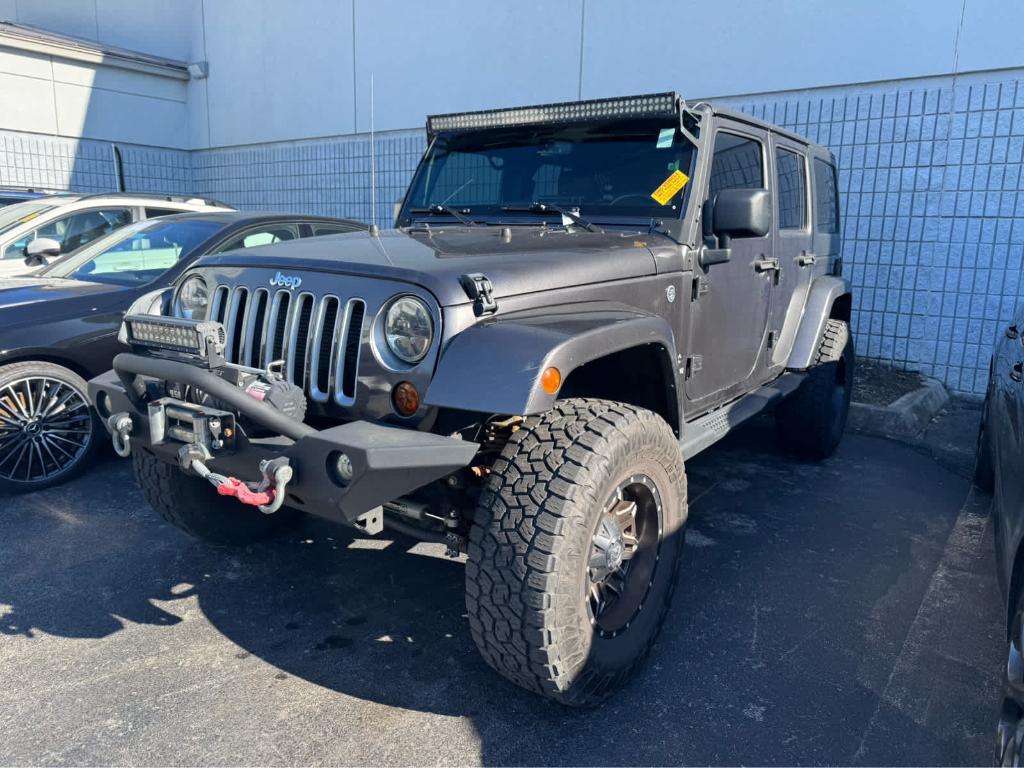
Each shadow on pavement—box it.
[0,418,1005,765]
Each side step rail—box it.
[679,372,806,460]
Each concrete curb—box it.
[849,377,950,440]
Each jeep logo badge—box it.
[269,271,302,290]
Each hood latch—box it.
[459,273,498,317]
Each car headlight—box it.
[175,275,209,320]
[384,296,433,363]
[117,288,171,345]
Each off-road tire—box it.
[465,398,687,707]
[132,449,301,545]
[0,361,100,494]
[776,319,855,460]
[974,396,996,493]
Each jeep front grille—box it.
[210,285,365,406]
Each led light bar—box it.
[124,315,226,358]
[427,92,681,135]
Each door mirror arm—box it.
[699,245,732,268]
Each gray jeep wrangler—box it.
[90,92,853,706]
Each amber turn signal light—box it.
[393,381,420,416]
[540,366,561,395]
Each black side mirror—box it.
[712,188,770,247]
[699,189,770,269]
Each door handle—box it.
[1012,362,1023,383]
[1008,324,1020,339]
[797,251,817,267]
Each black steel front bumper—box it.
[88,353,479,525]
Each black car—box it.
[977,306,1024,764]
[0,212,365,493]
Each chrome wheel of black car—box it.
[587,474,663,639]
[1000,608,1024,766]
[0,375,93,485]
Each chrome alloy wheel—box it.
[0,376,93,483]
[587,474,663,639]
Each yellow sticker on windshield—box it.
[650,170,689,206]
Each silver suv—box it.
[0,193,233,277]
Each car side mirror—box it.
[698,189,771,269]
[712,188,770,248]
[24,237,62,267]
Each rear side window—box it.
[145,207,185,218]
[813,158,840,234]
[708,132,764,198]
[309,223,359,236]
[213,224,301,252]
[774,148,807,230]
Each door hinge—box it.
[459,273,497,316]
[797,251,817,267]
[754,257,781,285]
[691,275,709,301]
[767,330,777,348]
[685,355,703,379]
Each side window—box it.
[774,147,808,230]
[144,207,185,219]
[308,223,359,237]
[3,235,32,260]
[708,132,764,198]
[813,158,840,234]
[58,208,132,252]
[212,224,301,253]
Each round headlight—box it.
[384,296,433,363]
[175,275,209,320]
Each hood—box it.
[196,227,673,306]
[0,276,132,326]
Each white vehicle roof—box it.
[0,193,234,276]
[0,194,233,244]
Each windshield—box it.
[400,119,697,225]
[0,201,58,236]
[42,218,223,285]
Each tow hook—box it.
[178,443,292,515]
[108,412,133,457]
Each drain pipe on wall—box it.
[111,144,126,192]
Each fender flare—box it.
[425,310,680,418]
[787,275,853,371]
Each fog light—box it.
[333,452,354,485]
[392,381,420,417]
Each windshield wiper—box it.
[500,203,603,233]
[409,204,478,227]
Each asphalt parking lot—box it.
[0,409,1006,766]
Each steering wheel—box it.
[609,193,655,206]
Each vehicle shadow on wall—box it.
[0,421,1003,765]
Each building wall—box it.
[0,0,194,61]
[0,128,191,194]
[189,0,1023,148]
[715,68,1024,396]
[0,1,1021,397]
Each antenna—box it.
[369,73,377,229]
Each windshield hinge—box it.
[459,273,498,316]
